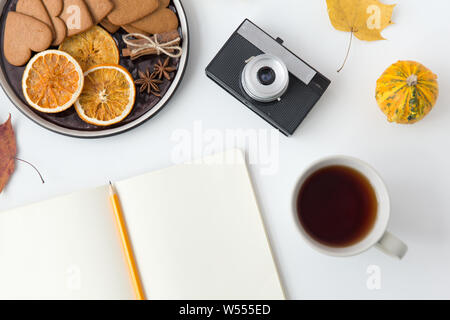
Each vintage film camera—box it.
[206,20,330,136]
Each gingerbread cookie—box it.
[129,8,178,35]
[84,0,114,24]
[43,0,63,14]
[107,0,159,26]
[60,0,94,37]
[4,12,53,66]
[42,0,67,46]
[16,0,55,40]
[159,0,170,8]
[121,24,149,36]
[100,17,120,33]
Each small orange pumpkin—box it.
[375,61,439,124]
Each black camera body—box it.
[206,20,331,136]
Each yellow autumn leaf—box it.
[326,0,395,41]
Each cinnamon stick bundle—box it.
[122,30,180,60]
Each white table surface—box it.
[1,0,449,299]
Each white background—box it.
[1,0,449,299]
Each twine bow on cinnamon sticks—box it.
[122,30,183,60]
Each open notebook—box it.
[0,150,284,300]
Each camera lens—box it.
[241,54,289,103]
[257,67,276,86]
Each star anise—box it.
[153,57,176,80]
[135,68,163,96]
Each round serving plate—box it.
[0,0,189,138]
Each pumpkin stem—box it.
[407,74,418,86]
[337,30,353,73]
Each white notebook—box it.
[0,150,284,300]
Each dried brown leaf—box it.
[0,115,17,192]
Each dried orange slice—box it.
[75,64,136,126]
[59,26,119,72]
[22,50,84,113]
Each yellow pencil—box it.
[109,181,146,300]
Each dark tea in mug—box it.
[296,165,378,247]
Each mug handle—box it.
[375,231,408,259]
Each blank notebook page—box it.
[116,149,285,299]
[0,186,135,299]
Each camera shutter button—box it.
[275,37,284,45]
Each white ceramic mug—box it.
[292,156,408,259]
